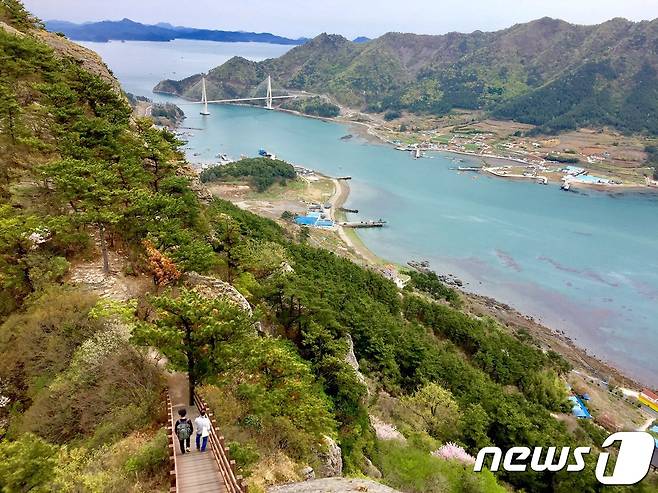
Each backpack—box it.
[176,419,191,440]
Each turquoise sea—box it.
[83,40,658,386]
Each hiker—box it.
[194,408,211,452]
[174,409,193,454]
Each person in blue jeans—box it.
[194,409,211,451]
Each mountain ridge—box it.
[155,16,658,135]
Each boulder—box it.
[318,435,343,477]
[268,478,401,492]
[301,466,315,481]
[363,457,382,479]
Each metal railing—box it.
[165,391,179,493]
[194,392,248,493]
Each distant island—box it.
[44,18,309,45]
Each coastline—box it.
[324,172,646,390]
[154,87,656,192]
[160,99,651,390]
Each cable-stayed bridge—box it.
[192,75,301,115]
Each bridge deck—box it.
[169,374,227,493]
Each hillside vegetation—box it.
[156,18,658,135]
[200,157,297,192]
[2,1,657,492]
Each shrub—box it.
[123,429,169,475]
[0,288,102,406]
[384,110,401,121]
[374,440,504,493]
[229,442,261,477]
[0,433,58,492]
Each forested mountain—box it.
[45,18,307,45]
[2,1,657,491]
[156,17,658,134]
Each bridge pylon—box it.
[266,75,273,110]
[200,75,210,115]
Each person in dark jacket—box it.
[174,408,193,454]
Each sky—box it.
[23,0,658,39]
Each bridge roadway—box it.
[192,95,298,104]
[169,373,227,493]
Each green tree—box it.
[459,403,492,451]
[0,206,68,308]
[40,158,124,273]
[401,382,460,441]
[212,213,243,282]
[0,434,58,492]
[133,289,254,405]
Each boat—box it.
[561,180,571,191]
[217,153,233,163]
[258,149,276,159]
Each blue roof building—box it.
[569,396,592,419]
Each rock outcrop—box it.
[184,272,253,315]
[268,478,401,493]
[184,272,264,332]
[344,334,368,391]
[317,435,343,477]
[33,30,122,93]
[363,457,382,479]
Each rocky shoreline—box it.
[330,200,646,390]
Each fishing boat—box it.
[258,149,277,159]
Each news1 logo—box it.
[474,432,656,485]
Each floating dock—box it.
[340,220,386,228]
[453,166,482,171]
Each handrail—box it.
[165,391,179,493]
[194,392,248,493]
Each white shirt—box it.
[194,415,211,437]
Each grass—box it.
[373,440,505,493]
[434,135,452,144]
[245,178,306,200]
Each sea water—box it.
[84,40,658,385]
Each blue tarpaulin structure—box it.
[294,214,334,228]
[569,396,592,419]
[295,216,318,226]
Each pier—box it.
[339,207,359,213]
[340,220,387,228]
[484,167,548,184]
